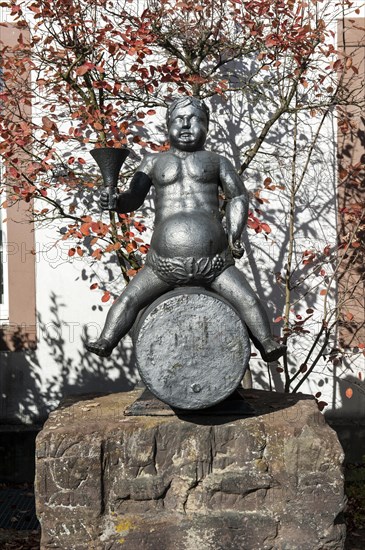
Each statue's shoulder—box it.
[216,152,234,164]
[200,149,225,166]
[152,150,180,168]
[139,151,158,173]
[215,154,238,173]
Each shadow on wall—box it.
[0,128,158,425]
[0,98,341,422]
[1,59,362,423]
[0,292,139,425]
[213,94,340,385]
[326,373,365,463]
[331,373,365,420]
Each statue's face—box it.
[168,104,208,151]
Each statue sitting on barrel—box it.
[86,96,285,364]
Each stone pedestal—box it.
[35,390,346,550]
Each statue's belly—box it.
[151,212,227,258]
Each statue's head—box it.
[166,97,210,128]
[166,96,210,152]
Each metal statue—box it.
[86,97,285,363]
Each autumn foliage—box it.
[0,0,364,396]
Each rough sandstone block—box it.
[35,390,346,549]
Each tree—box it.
[0,0,363,402]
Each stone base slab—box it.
[35,389,346,549]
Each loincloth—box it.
[146,248,234,285]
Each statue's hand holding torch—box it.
[90,147,130,212]
[100,189,118,211]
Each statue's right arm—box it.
[115,154,154,214]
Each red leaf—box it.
[261,223,271,234]
[80,223,91,236]
[68,248,76,257]
[42,116,54,130]
[320,289,327,296]
[90,283,98,290]
[345,388,353,399]
[92,248,102,260]
[339,167,348,180]
[91,221,101,233]
[247,218,259,230]
[101,291,111,303]
[265,36,280,47]
[75,62,95,76]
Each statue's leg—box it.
[211,266,285,362]
[85,266,172,357]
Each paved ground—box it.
[0,529,40,549]
[345,529,365,549]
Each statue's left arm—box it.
[219,156,249,258]
[115,154,154,214]
[100,154,154,213]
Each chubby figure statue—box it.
[86,96,285,362]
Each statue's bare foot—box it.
[86,338,114,357]
[261,338,286,362]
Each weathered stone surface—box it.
[35,390,346,549]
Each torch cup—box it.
[90,147,130,210]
